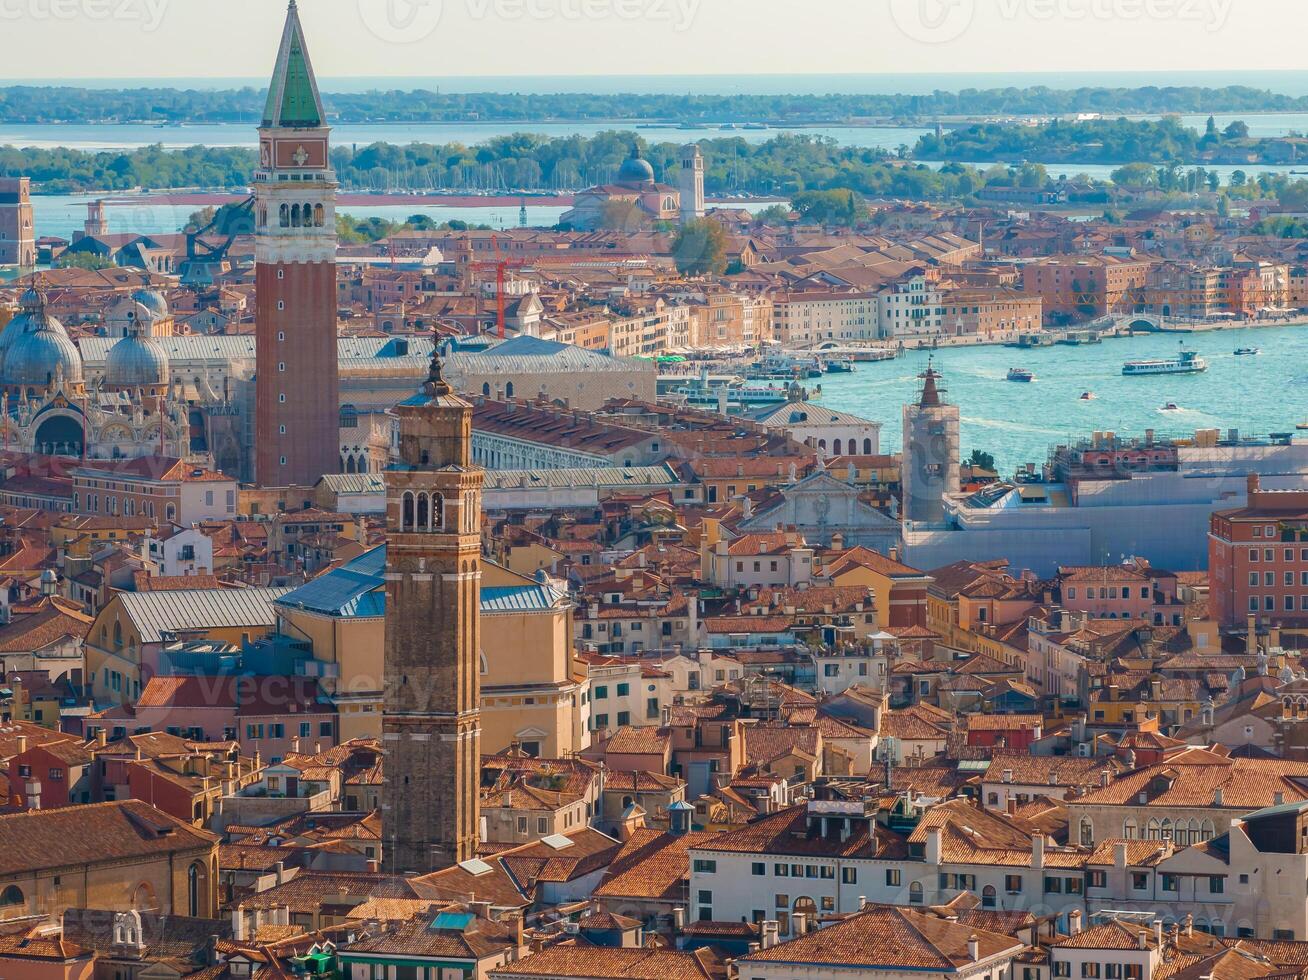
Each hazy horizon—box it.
[2,0,1305,83]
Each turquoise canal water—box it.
[818,325,1308,476]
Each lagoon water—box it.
[818,325,1308,476]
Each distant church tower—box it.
[679,144,705,224]
[382,349,485,874]
[254,0,340,488]
[902,361,960,526]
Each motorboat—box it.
[1007,368,1035,382]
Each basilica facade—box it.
[0,287,195,461]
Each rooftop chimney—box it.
[968,935,980,962]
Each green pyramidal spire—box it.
[262,0,326,129]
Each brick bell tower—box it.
[382,347,485,874]
[254,0,340,488]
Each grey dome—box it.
[106,332,170,387]
[3,298,83,388]
[106,299,157,338]
[131,288,168,320]
[618,145,655,185]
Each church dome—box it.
[0,287,83,388]
[617,145,655,185]
[106,332,170,388]
[3,310,83,388]
[131,288,168,321]
[106,299,158,338]
[0,288,42,371]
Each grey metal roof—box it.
[480,585,565,613]
[116,587,292,644]
[744,401,880,427]
[80,335,257,366]
[482,465,681,490]
[447,336,642,376]
[317,473,386,494]
[81,336,435,367]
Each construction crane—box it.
[178,196,255,297]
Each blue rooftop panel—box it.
[278,546,560,618]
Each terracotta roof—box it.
[491,944,726,979]
[593,829,714,903]
[602,727,670,757]
[740,905,1022,970]
[0,801,215,875]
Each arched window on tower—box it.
[292,204,303,228]
[402,491,415,532]
[314,204,324,227]
[432,493,444,531]
[279,204,289,227]
[416,493,430,531]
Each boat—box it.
[747,353,824,380]
[1160,403,1181,412]
[823,358,855,374]
[1080,392,1097,401]
[1234,347,1262,356]
[1298,422,1308,431]
[1123,347,1208,376]
[1007,368,1035,383]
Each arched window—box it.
[909,882,923,905]
[279,204,289,227]
[863,438,873,454]
[505,381,515,398]
[982,885,997,908]
[113,621,123,650]
[431,493,444,531]
[818,439,827,451]
[482,383,491,397]
[290,204,302,228]
[1079,817,1094,847]
[417,493,430,531]
[0,885,23,908]
[345,456,357,474]
[1200,819,1215,842]
[402,491,415,532]
[359,457,368,474]
[1160,818,1173,841]
[833,439,843,455]
[313,203,324,227]
[187,862,205,917]
[1147,818,1161,840]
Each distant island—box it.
[915,116,1308,167]
[7,84,1308,125]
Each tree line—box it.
[4,84,1308,125]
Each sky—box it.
[3,0,1307,84]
